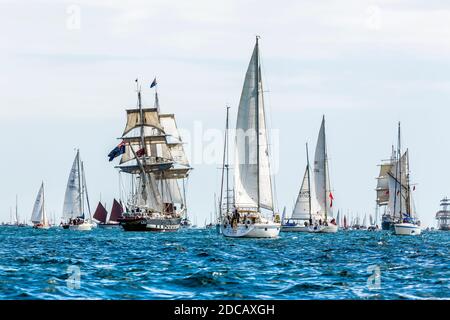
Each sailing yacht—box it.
[94,199,123,229]
[31,182,50,229]
[390,123,421,236]
[61,150,94,231]
[220,37,280,238]
[109,80,192,232]
[281,143,320,232]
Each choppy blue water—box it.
[0,226,448,300]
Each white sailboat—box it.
[391,123,421,236]
[61,149,93,231]
[311,116,338,233]
[220,37,280,238]
[281,143,321,232]
[31,182,50,229]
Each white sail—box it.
[314,117,332,218]
[159,179,183,204]
[31,183,45,223]
[62,152,82,219]
[292,166,311,220]
[234,40,273,210]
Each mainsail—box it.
[62,151,82,220]
[109,199,124,222]
[234,38,273,211]
[314,116,332,219]
[31,182,46,224]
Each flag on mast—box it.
[150,78,157,88]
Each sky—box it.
[1,0,450,227]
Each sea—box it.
[0,226,448,300]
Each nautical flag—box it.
[108,141,126,161]
[150,78,157,88]
[413,186,416,191]
[329,192,334,207]
[136,148,146,157]
[385,190,389,195]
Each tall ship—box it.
[61,149,94,231]
[281,116,338,233]
[219,37,281,238]
[108,79,192,232]
[376,146,397,230]
[435,197,450,231]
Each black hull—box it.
[119,217,181,232]
[381,221,394,231]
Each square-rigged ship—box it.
[110,80,192,232]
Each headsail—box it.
[31,183,45,224]
[292,166,311,220]
[234,38,273,211]
[93,202,108,223]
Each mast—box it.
[255,36,260,212]
[42,182,46,224]
[323,116,328,222]
[76,150,83,219]
[306,143,312,222]
[81,161,91,219]
[15,195,18,225]
[399,124,402,219]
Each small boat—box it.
[61,150,94,231]
[219,37,280,238]
[31,182,50,229]
[95,199,123,229]
[435,197,450,231]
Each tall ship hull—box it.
[381,215,394,230]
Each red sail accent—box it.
[93,202,108,223]
[109,199,124,222]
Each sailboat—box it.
[109,79,192,232]
[220,37,280,238]
[94,199,123,229]
[376,146,397,230]
[31,182,50,229]
[391,123,421,236]
[61,150,93,231]
[281,143,320,232]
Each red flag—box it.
[329,192,334,208]
[385,190,389,195]
[136,148,145,157]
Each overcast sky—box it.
[2,0,450,227]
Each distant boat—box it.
[220,37,280,238]
[61,150,94,231]
[435,197,450,231]
[391,123,421,236]
[95,199,123,229]
[31,182,50,229]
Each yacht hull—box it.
[222,222,280,238]
[394,223,421,235]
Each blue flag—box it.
[108,141,126,161]
[150,78,157,88]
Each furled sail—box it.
[386,152,409,219]
[109,199,123,222]
[120,140,172,164]
[31,183,45,224]
[62,152,82,219]
[292,166,311,220]
[93,202,108,223]
[314,117,332,218]
[234,40,273,210]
